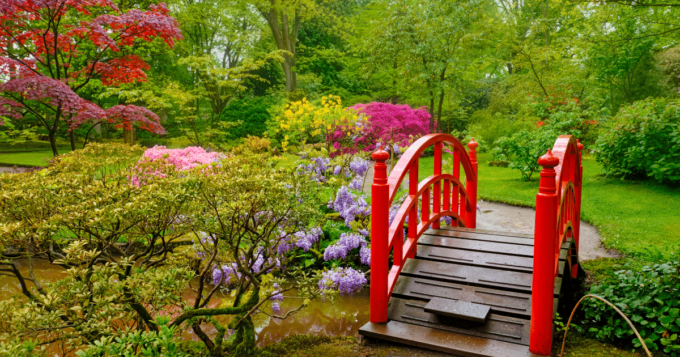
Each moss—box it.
[581,257,646,286]
[556,331,648,356]
[258,335,341,356]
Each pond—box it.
[0,258,370,351]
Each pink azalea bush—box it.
[131,146,229,185]
[328,102,431,155]
[141,146,226,170]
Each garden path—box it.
[363,162,619,261]
[0,166,28,173]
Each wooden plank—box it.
[428,228,535,246]
[439,226,534,239]
[401,259,563,296]
[392,276,533,319]
[424,298,491,323]
[416,245,534,273]
[416,244,566,276]
[359,320,540,357]
[389,298,528,345]
[419,235,535,257]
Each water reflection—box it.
[0,259,370,350]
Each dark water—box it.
[0,259,370,350]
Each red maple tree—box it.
[0,0,182,155]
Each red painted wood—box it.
[370,146,390,324]
[530,135,583,355]
[466,139,479,229]
[453,148,461,226]
[369,134,480,326]
[530,150,559,356]
[433,142,442,229]
[407,159,419,259]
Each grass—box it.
[0,150,62,167]
[417,152,680,259]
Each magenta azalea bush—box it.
[327,102,431,156]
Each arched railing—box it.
[530,135,583,356]
[369,133,478,324]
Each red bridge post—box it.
[370,146,390,324]
[466,139,478,228]
[530,150,560,356]
[573,140,584,278]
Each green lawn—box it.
[0,150,63,167]
[417,153,680,259]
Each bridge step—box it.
[359,320,540,357]
[360,227,571,356]
[424,298,491,323]
[388,297,530,345]
[401,258,563,296]
[416,245,567,276]
[419,234,534,257]
[440,226,535,240]
[393,276,533,319]
[432,227,535,245]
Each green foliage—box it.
[576,257,680,355]
[495,120,583,181]
[0,340,45,357]
[221,97,276,139]
[76,322,188,357]
[595,98,680,183]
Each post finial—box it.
[577,139,584,152]
[467,138,479,150]
[372,144,389,162]
[538,149,559,169]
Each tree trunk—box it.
[437,89,446,133]
[69,131,76,151]
[124,126,135,145]
[260,7,300,93]
[429,93,436,133]
[282,55,297,93]
[49,130,59,156]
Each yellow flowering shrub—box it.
[268,95,366,152]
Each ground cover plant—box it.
[576,257,680,355]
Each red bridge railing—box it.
[370,133,478,323]
[530,135,583,356]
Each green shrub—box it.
[595,98,680,183]
[221,97,276,139]
[576,256,680,355]
[495,118,584,181]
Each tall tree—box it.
[249,0,344,93]
[0,0,182,155]
[366,0,489,131]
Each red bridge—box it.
[359,134,583,357]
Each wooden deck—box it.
[359,227,570,356]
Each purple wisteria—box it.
[319,267,367,296]
[331,186,371,226]
[324,232,367,261]
[441,216,453,226]
[360,246,371,266]
[299,156,331,182]
[348,178,362,191]
[294,227,323,251]
[349,157,369,177]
